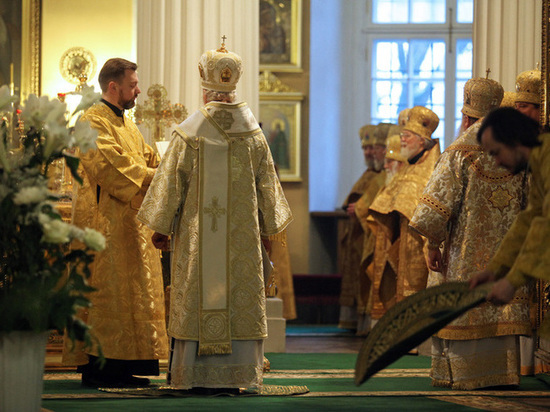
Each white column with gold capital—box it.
[473,0,541,91]
[136,0,259,145]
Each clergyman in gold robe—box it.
[410,77,531,389]
[63,58,168,388]
[471,107,550,367]
[338,123,387,330]
[368,106,440,320]
[356,126,406,335]
[138,41,292,392]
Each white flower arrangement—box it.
[0,84,105,347]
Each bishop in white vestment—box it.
[138,41,292,390]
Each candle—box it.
[9,63,14,95]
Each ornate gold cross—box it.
[204,197,226,232]
[134,84,188,142]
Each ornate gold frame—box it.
[21,0,41,100]
[260,96,302,182]
[543,0,549,128]
[260,71,303,182]
[260,0,302,73]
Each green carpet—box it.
[41,354,550,412]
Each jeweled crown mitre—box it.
[385,134,407,163]
[403,106,439,140]
[462,77,503,119]
[198,37,243,92]
[398,108,410,126]
[500,91,516,108]
[373,122,392,146]
[515,69,541,105]
[360,124,376,147]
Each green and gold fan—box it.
[355,281,490,386]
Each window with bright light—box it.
[367,0,473,147]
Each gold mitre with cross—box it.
[403,106,439,141]
[461,73,503,119]
[359,124,377,147]
[198,36,243,92]
[515,68,541,105]
[385,127,407,163]
[373,122,392,145]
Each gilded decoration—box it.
[212,109,234,130]
[487,187,514,212]
[21,0,41,100]
[204,197,226,232]
[259,71,300,94]
[59,47,97,86]
[134,84,188,142]
[543,0,549,127]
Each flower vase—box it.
[0,330,49,412]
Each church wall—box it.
[275,0,311,274]
[41,0,135,98]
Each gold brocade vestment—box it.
[269,229,297,320]
[409,121,531,340]
[353,171,386,326]
[63,103,168,364]
[368,142,441,318]
[137,101,292,349]
[338,169,383,329]
[487,133,550,339]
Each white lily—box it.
[43,121,70,159]
[71,120,98,153]
[73,85,101,116]
[40,218,72,244]
[13,186,49,205]
[83,228,106,251]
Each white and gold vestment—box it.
[138,101,292,389]
[410,121,531,389]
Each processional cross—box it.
[204,197,226,232]
[134,84,188,142]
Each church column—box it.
[136,0,259,143]
[473,0,542,91]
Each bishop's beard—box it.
[365,158,375,170]
[373,158,384,172]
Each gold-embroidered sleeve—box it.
[255,134,293,236]
[80,115,153,203]
[137,136,191,235]
[410,150,464,246]
[488,135,550,287]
